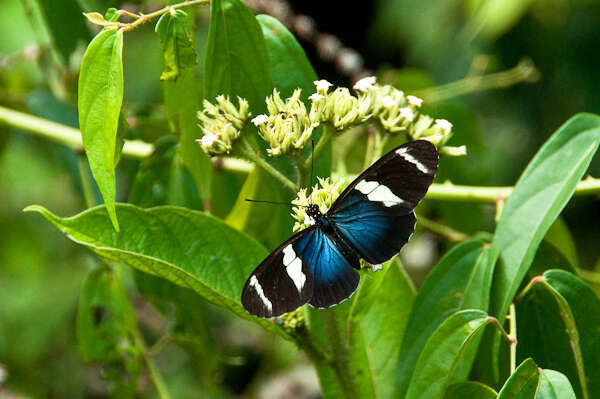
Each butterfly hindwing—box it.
[328,140,438,264]
[242,226,360,317]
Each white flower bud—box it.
[353,76,376,92]
[407,95,423,107]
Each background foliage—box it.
[1,0,600,398]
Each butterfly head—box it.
[305,203,324,226]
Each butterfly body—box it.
[242,140,439,318]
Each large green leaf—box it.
[203,0,272,115]
[497,358,540,399]
[158,10,212,201]
[395,240,494,397]
[537,369,577,399]
[517,270,600,399]
[78,28,125,231]
[310,260,415,399]
[405,309,491,399]
[491,113,600,321]
[25,204,291,340]
[443,381,498,399]
[204,0,295,247]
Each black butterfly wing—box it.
[241,226,360,317]
[328,140,438,265]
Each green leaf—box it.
[517,270,600,399]
[405,309,491,399]
[76,265,141,395]
[78,28,125,231]
[542,217,579,269]
[444,381,498,399]
[203,0,272,115]
[204,0,295,247]
[395,240,495,397]
[491,113,600,321]
[257,14,331,178]
[537,369,577,399]
[497,358,541,399]
[309,260,415,399]
[159,9,212,201]
[464,0,535,41]
[353,260,416,399]
[155,10,196,81]
[25,204,291,340]
[37,0,90,64]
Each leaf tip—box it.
[23,204,46,214]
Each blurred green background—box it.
[1,0,599,397]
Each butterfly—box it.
[242,140,438,317]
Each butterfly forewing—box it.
[328,140,438,264]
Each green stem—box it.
[239,139,297,192]
[77,156,97,208]
[0,105,153,158]
[508,303,517,374]
[294,152,308,190]
[305,124,334,170]
[5,105,600,201]
[411,58,539,103]
[105,0,209,32]
[416,213,470,242]
[321,309,359,399]
[132,328,172,399]
[363,125,377,170]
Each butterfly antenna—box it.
[310,139,315,193]
[245,199,307,208]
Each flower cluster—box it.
[291,177,345,232]
[197,95,249,155]
[251,89,316,156]
[197,76,464,158]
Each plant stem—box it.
[305,124,334,170]
[363,125,377,170]
[508,303,517,374]
[239,139,297,192]
[294,152,308,190]
[5,105,600,200]
[0,105,154,158]
[110,0,209,32]
[411,58,540,103]
[132,328,172,399]
[416,213,470,242]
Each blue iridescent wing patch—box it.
[241,226,359,317]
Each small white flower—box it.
[251,114,268,126]
[353,76,376,92]
[435,119,453,133]
[309,93,325,102]
[371,264,383,272]
[313,79,333,93]
[381,95,395,108]
[407,95,423,107]
[399,107,415,122]
[200,133,218,147]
